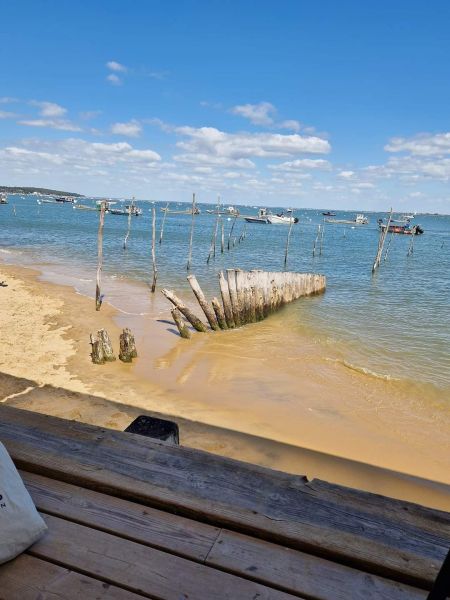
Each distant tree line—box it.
[0,186,82,197]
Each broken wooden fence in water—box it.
[162,270,326,337]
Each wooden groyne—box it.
[163,270,326,336]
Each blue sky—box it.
[1,1,450,211]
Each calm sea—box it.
[1,195,449,396]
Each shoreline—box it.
[0,258,449,510]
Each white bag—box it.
[0,441,47,564]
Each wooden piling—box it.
[95,201,106,311]
[319,222,325,256]
[373,208,392,272]
[187,193,196,270]
[207,196,220,264]
[171,308,191,339]
[219,271,235,328]
[123,198,133,250]
[161,288,207,332]
[407,226,417,256]
[228,214,238,251]
[220,218,224,253]
[211,297,228,329]
[226,269,240,327]
[119,328,138,362]
[97,329,116,361]
[90,333,105,364]
[284,210,295,267]
[312,224,321,257]
[151,205,157,293]
[159,202,169,245]
[187,274,219,330]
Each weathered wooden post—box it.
[284,210,295,267]
[226,269,240,327]
[407,226,417,256]
[95,200,106,311]
[187,193,196,270]
[219,271,235,328]
[220,218,225,253]
[211,297,228,329]
[119,328,138,362]
[97,329,116,361]
[159,202,169,245]
[312,224,321,257]
[372,208,392,272]
[207,196,221,264]
[319,222,325,256]
[384,231,395,262]
[161,289,207,332]
[171,308,191,339]
[90,333,105,364]
[187,274,219,330]
[123,198,134,250]
[151,205,157,293]
[227,214,238,250]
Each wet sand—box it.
[0,261,449,510]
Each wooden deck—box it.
[0,405,448,599]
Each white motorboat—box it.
[244,208,270,223]
[267,209,299,225]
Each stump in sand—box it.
[97,328,116,362]
[90,333,105,365]
[119,328,138,362]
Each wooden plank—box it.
[30,514,298,600]
[22,471,428,600]
[22,470,220,562]
[206,530,427,600]
[0,554,144,600]
[1,406,448,588]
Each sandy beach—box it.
[0,261,449,510]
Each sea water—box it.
[1,195,449,398]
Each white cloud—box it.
[80,110,102,121]
[106,73,122,86]
[338,170,355,179]
[31,101,67,117]
[231,102,276,126]
[106,61,127,73]
[174,126,330,169]
[278,120,301,132]
[18,119,82,132]
[270,158,331,171]
[111,120,142,137]
[385,132,450,156]
[0,110,17,119]
[0,97,18,104]
[0,138,161,182]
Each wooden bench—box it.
[0,405,448,599]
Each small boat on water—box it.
[110,205,142,216]
[206,205,239,216]
[244,208,270,224]
[160,206,201,215]
[55,196,76,203]
[325,213,369,225]
[268,209,299,225]
[322,211,336,216]
[74,204,97,211]
[0,193,8,205]
[378,219,424,235]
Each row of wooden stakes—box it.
[90,328,137,364]
[162,270,326,338]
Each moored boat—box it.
[325,213,369,225]
[244,208,270,224]
[160,206,201,215]
[378,219,424,235]
[206,205,239,216]
[322,211,336,216]
[0,193,8,204]
[267,209,299,225]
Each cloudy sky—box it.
[1,1,450,212]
